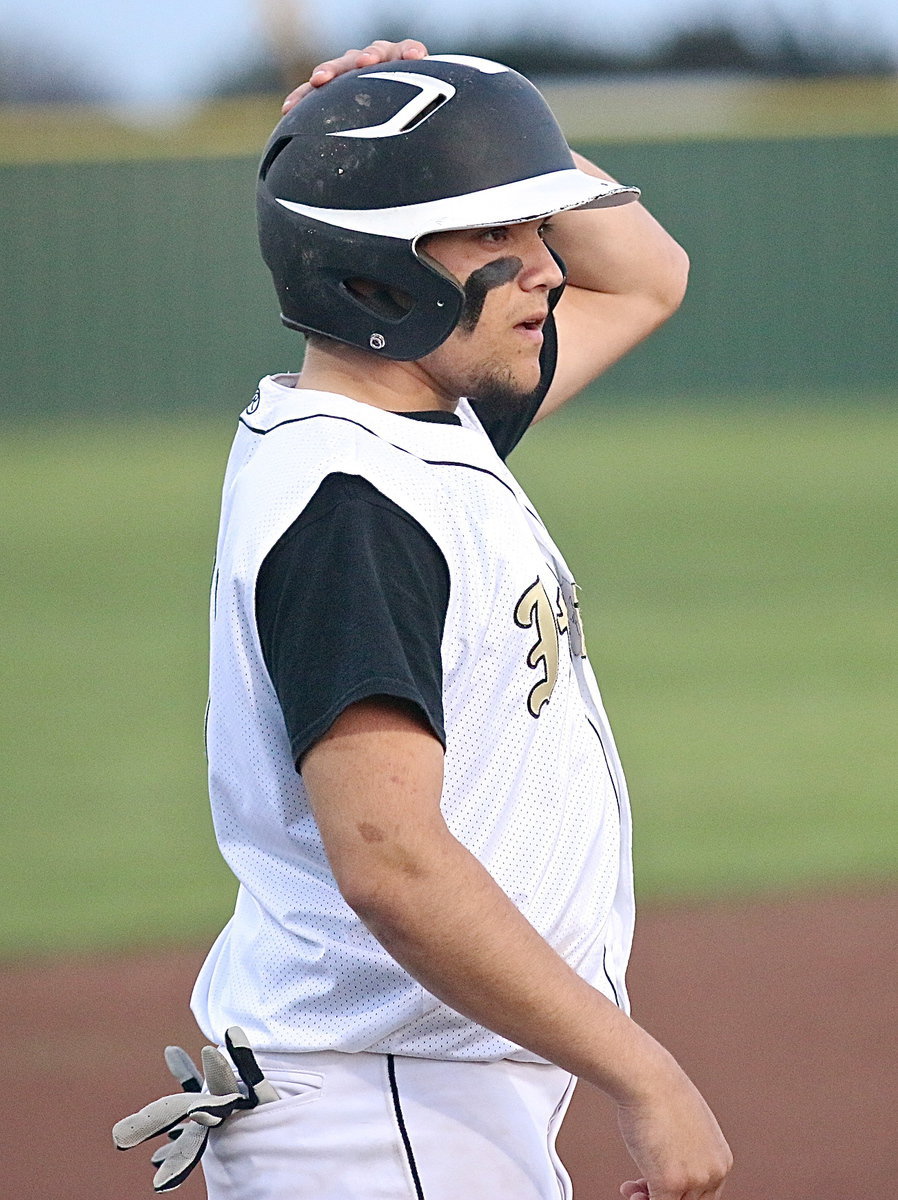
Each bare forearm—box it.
[534,152,690,414]
[352,828,670,1102]
[549,152,689,308]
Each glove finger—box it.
[152,1122,209,1192]
[151,1137,180,1167]
[202,1045,241,1097]
[114,1093,203,1146]
[164,1045,203,1093]
[225,1026,280,1104]
[113,1091,244,1147]
[185,1093,245,1127]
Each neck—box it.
[295,338,456,414]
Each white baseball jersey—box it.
[191,375,635,1060]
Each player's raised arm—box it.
[537,153,690,418]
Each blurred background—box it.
[1,2,896,1197]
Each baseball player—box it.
[115,39,731,1200]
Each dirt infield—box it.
[3,887,894,1199]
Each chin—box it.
[468,364,542,412]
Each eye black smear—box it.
[458,256,523,333]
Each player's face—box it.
[417,218,564,409]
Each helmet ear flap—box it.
[260,195,466,360]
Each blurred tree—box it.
[252,0,323,91]
[0,38,108,103]
[647,19,896,76]
[211,57,289,98]
[649,25,759,72]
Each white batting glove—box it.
[113,1027,279,1192]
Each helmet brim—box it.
[275,168,639,242]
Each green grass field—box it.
[2,399,895,958]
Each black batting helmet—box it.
[256,54,640,360]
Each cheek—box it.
[458,256,523,334]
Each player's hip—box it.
[202,1049,575,1200]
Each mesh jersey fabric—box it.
[191,377,634,1060]
[252,327,554,766]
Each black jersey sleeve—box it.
[470,309,558,459]
[255,472,450,767]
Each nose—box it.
[518,233,565,293]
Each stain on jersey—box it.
[458,256,523,332]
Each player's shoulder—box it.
[295,471,410,524]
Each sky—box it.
[1,0,896,109]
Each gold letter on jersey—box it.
[514,580,560,717]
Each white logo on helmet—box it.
[329,72,457,139]
[425,55,508,73]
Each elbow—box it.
[337,871,396,924]
[330,846,431,928]
[657,240,690,317]
[634,241,689,341]
[338,871,426,947]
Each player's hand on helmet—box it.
[112,1027,279,1192]
[282,39,429,111]
[615,1057,732,1200]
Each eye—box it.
[538,220,555,240]
[481,226,510,244]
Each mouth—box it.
[514,313,547,343]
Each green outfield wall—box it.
[1,80,895,416]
